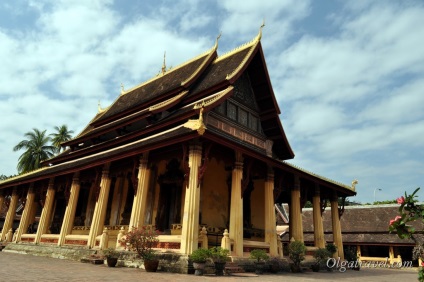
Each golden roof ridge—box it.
[120,40,219,96]
[148,90,188,113]
[0,167,49,185]
[180,33,220,87]
[215,23,264,63]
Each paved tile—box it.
[0,251,418,282]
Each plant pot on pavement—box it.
[144,259,159,272]
[193,262,206,276]
[106,257,118,267]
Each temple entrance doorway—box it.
[155,159,184,233]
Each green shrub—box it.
[325,243,337,255]
[250,249,269,262]
[288,240,306,267]
[210,247,230,263]
[189,248,211,263]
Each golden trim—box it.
[97,101,106,113]
[180,33,220,87]
[0,124,193,187]
[224,41,257,81]
[0,167,49,185]
[193,86,234,109]
[215,22,264,63]
[183,107,206,135]
[120,42,218,96]
[148,91,188,112]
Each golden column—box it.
[58,172,80,246]
[88,163,112,248]
[129,152,151,229]
[312,184,325,248]
[180,143,202,255]
[0,187,19,241]
[35,178,56,244]
[15,184,35,242]
[264,168,278,256]
[331,193,344,260]
[290,175,303,242]
[0,192,4,218]
[229,151,244,257]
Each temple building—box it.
[0,28,355,267]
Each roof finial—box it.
[98,100,103,112]
[351,179,358,191]
[199,102,205,124]
[257,19,265,41]
[161,51,167,75]
[120,83,125,94]
[212,32,222,52]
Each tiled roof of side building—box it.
[302,204,424,244]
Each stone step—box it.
[81,256,104,265]
[224,262,245,274]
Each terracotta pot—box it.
[144,259,159,272]
[214,261,226,276]
[193,262,206,276]
[106,257,118,267]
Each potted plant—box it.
[210,247,230,276]
[250,249,269,274]
[120,226,160,272]
[325,243,337,271]
[103,247,121,267]
[288,240,306,273]
[189,248,211,276]
[311,248,330,272]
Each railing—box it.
[359,255,402,265]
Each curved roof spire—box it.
[161,51,167,75]
[256,19,265,42]
[120,83,125,95]
[213,32,222,51]
[98,100,105,113]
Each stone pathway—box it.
[0,251,418,282]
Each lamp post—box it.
[373,188,382,203]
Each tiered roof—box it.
[0,28,354,198]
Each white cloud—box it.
[1,0,423,204]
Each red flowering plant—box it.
[120,226,160,261]
[389,188,423,281]
[389,188,422,240]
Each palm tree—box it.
[13,128,56,174]
[50,125,74,154]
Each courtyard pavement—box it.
[0,251,418,282]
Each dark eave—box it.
[47,87,234,166]
[0,125,198,189]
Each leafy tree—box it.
[13,128,56,174]
[0,174,16,181]
[364,200,398,205]
[50,125,74,154]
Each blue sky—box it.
[0,0,423,204]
